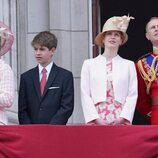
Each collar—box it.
[38,62,53,74]
[153,47,158,55]
[99,54,120,60]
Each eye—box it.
[150,26,156,30]
[106,32,112,35]
[115,33,120,37]
[40,48,45,51]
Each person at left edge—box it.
[0,21,14,125]
[18,31,74,125]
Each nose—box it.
[35,49,41,55]
[111,34,116,38]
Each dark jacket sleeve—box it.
[18,75,31,124]
[49,72,74,124]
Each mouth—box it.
[109,40,116,44]
[154,33,158,37]
[154,31,158,36]
[36,57,42,60]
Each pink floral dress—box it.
[95,60,123,124]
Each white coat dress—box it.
[81,55,138,123]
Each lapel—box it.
[42,63,58,98]
[112,55,123,82]
[32,66,41,100]
[92,55,107,83]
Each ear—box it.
[146,32,150,40]
[50,47,56,56]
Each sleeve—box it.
[0,64,14,108]
[80,60,99,123]
[135,63,151,120]
[120,62,138,123]
[49,72,74,125]
[18,75,31,124]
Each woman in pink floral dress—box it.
[81,15,138,125]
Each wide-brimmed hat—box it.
[95,15,134,47]
[0,21,14,56]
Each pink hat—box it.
[0,21,14,56]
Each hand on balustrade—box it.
[110,118,131,126]
[87,118,108,125]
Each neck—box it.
[102,48,118,61]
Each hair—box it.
[104,31,124,44]
[145,17,158,32]
[31,31,58,50]
[118,31,124,44]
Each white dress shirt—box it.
[38,62,53,81]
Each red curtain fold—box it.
[0,125,158,158]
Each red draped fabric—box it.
[0,125,158,158]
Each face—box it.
[33,45,55,67]
[0,32,8,48]
[146,19,158,46]
[103,31,123,48]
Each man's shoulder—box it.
[21,67,37,76]
[55,65,73,76]
[136,52,151,63]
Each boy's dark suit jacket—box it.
[18,63,74,125]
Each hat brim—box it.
[94,31,128,48]
[0,21,14,56]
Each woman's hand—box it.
[87,118,107,125]
[87,118,131,126]
[110,118,131,125]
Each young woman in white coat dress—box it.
[81,15,138,125]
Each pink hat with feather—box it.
[0,21,14,56]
